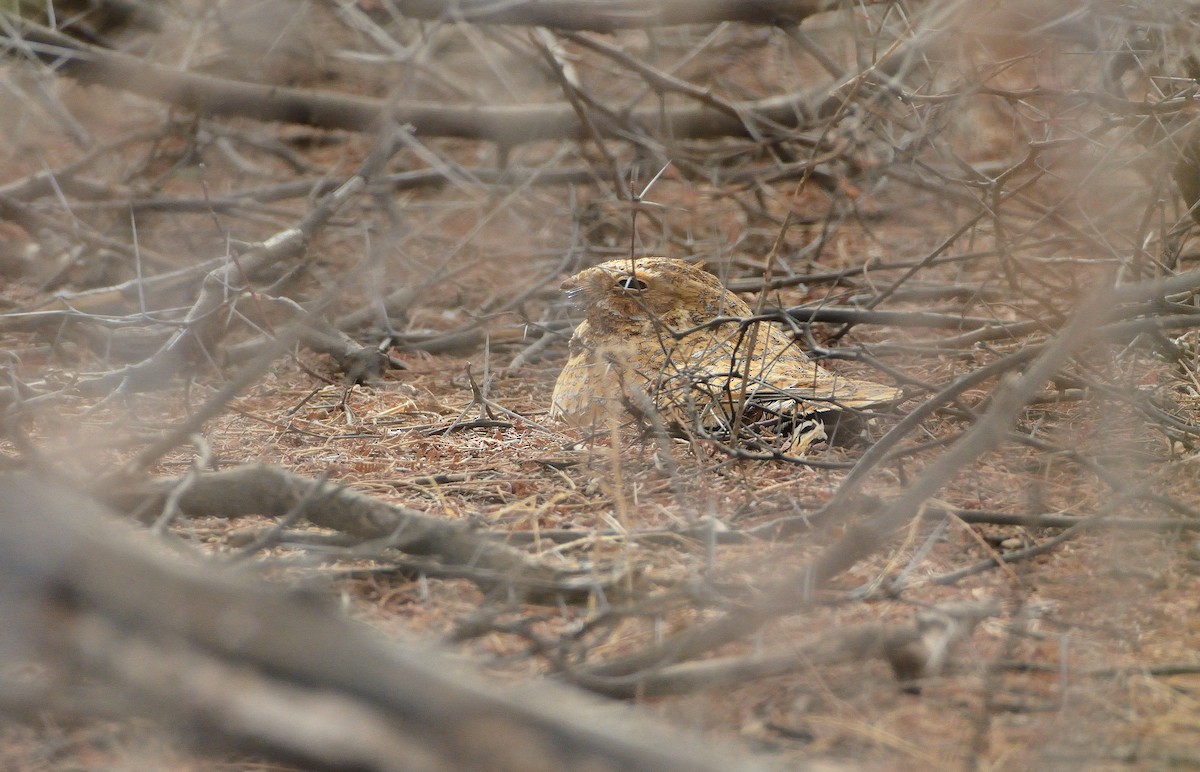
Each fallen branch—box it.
[0,13,925,144]
[0,473,757,772]
[103,463,631,604]
[390,0,828,31]
[568,601,997,697]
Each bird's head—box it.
[561,257,747,332]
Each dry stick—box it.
[888,159,1131,266]
[90,131,403,487]
[68,166,614,215]
[668,306,1033,342]
[880,306,1200,356]
[579,277,1136,683]
[930,519,1099,587]
[813,302,1200,525]
[0,475,759,772]
[0,192,174,272]
[572,602,997,698]
[732,346,1039,540]
[782,307,1033,330]
[850,143,1131,332]
[389,0,830,30]
[1050,368,1200,439]
[147,434,211,534]
[855,204,997,318]
[228,521,760,551]
[730,215,793,443]
[822,350,1036,499]
[530,32,627,197]
[107,463,626,603]
[227,470,336,561]
[75,116,408,397]
[0,15,765,143]
[440,505,1200,551]
[723,240,1066,292]
[560,31,747,125]
[1,256,230,329]
[921,474,1162,589]
[0,12,952,145]
[0,129,157,201]
[781,22,847,79]
[997,661,1200,679]
[230,295,403,384]
[231,157,583,364]
[948,509,1200,532]
[4,259,1017,340]
[875,321,1050,353]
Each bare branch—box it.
[0,473,760,771]
[389,0,830,31]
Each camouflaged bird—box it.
[550,257,901,452]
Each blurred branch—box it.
[0,12,937,144]
[0,473,757,772]
[571,601,997,697]
[70,121,404,396]
[102,463,630,604]
[388,0,829,30]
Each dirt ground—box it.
[3,2,1200,770]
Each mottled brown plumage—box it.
[550,258,900,449]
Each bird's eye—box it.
[619,276,648,291]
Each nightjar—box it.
[550,257,901,452]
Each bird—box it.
[549,257,901,452]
